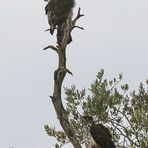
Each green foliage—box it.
[44,125,68,147]
[45,69,148,147]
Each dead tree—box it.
[44,7,84,148]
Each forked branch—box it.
[44,7,83,148]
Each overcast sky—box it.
[0,0,148,148]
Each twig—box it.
[73,26,84,30]
[72,8,84,25]
[43,45,58,51]
[108,119,140,147]
[45,27,58,32]
[45,28,50,32]
[65,68,73,75]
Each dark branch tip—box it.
[43,45,58,51]
[50,96,54,99]
[66,69,73,76]
[73,26,84,30]
[45,28,50,32]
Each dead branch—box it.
[44,6,83,148]
[45,28,50,32]
[43,45,58,52]
[73,26,84,30]
[72,8,84,25]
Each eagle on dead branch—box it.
[45,0,75,44]
[82,116,116,148]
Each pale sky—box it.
[0,0,148,148]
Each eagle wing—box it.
[45,0,56,34]
[45,0,75,36]
[90,124,116,148]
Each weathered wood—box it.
[46,8,84,148]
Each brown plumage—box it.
[82,116,116,148]
[45,0,75,44]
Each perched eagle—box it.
[45,0,75,44]
[82,116,116,148]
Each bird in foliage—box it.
[82,116,116,148]
[45,0,75,44]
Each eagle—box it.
[45,0,75,44]
[82,116,116,148]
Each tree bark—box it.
[45,8,84,148]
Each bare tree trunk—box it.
[44,8,84,148]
